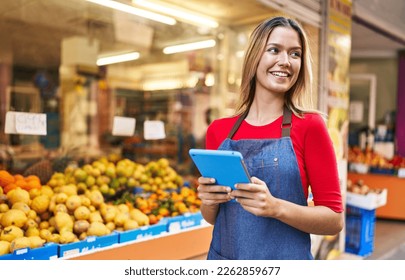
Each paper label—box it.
[112,116,136,136]
[5,111,47,135]
[144,120,166,140]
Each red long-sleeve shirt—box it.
[206,113,344,213]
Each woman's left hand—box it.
[230,176,280,218]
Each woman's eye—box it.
[291,51,301,58]
[267,47,278,54]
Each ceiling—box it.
[0,0,404,70]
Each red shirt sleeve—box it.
[302,114,343,213]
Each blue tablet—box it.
[189,149,251,190]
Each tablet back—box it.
[189,149,251,189]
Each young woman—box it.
[197,16,344,260]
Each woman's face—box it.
[255,26,302,96]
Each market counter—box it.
[347,172,405,220]
[68,225,213,260]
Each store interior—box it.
[0,0,405,260]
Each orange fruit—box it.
[3,183,18,194]
[26,180,41,191]
[14,179,28,189]
[0,170,15,187]
[158,207,170,217]
[13,174,25,181]
[148,214,158,225]
[26,175,41,184]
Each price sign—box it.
[4,111,47,135]
[144,120,166,140]
[112,116,136,136]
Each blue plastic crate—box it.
[0,242,58,260]
[163,212,205,233]
[345,205,376,257]
[96,231,119,248]
[369,167,396,175]
[58,232,119,258]
[118,223,167,244]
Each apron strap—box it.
[227,110,249,139]
[227,106,293,139]
[281,106,292,137]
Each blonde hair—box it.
[235,16,319,117]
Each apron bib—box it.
[207,107,313,260]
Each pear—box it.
[0,225,24,242]
[74,206,91,220]
[1,209,27,228]
[87,221,110,237]
[54,212,74,233]
[129,208,150,226]
[28,236,46,248]
[10,237,30,253]
[0,240,10,256]
[73,220,90,235]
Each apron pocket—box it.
[246,158,279,193]
[249,158,278,168]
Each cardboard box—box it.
[346,189,387,210]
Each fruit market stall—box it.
[0,156,210,260]
[348,146,405,220]
[347,172,405,220]
[67,224,212,260]
[344,178,387,257]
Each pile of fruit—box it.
[0,171,42,194]
[347,178,384,195]
[349,146,405,170]
[47,157,184,198]
[115,187,201,225]
[0,156,202,256]
[0,171,151,256]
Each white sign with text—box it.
[112,116,136,136]
[4,111,47,135]
[144,120,166,140]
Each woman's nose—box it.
[277,52,290,67]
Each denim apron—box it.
[207,107,313,260]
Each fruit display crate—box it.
[118,223,167,244]
[346,189,387,210]
[0,212,206,260]
[345,205,376,257]
[119,212,205,243]
[59,231,119,258]
[164,212,207,233]
[0,242,58,260]
[369,167,396,175]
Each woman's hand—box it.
[197,177,232,206]
[231,176,280,218]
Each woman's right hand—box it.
[197,177,232,206]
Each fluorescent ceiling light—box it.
[97,52,140,66]
[133,0,218,28]
[163,39,216,54]
[86,0,176,25]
